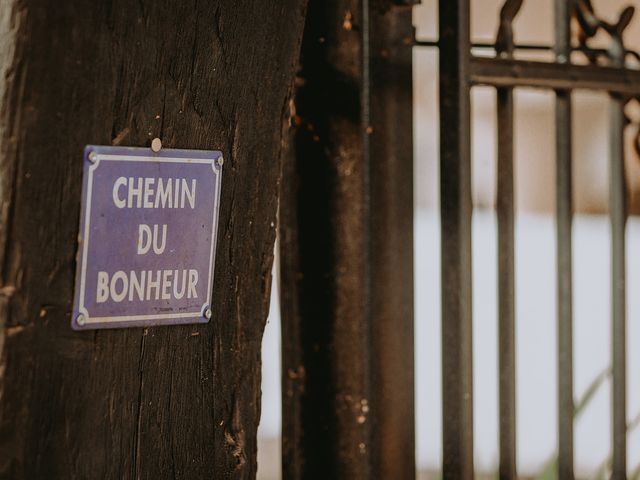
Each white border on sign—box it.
[78,154,221,325]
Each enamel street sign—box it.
[72,145,223,330]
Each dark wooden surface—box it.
[0,1,306,478]
[279,1,415,478]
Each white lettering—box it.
[129,270,145,301]
[97,271,109,303]
[174,178,180,208]
[110,271,128,303]
[137,224,152,255]
[152,224,167,255]
[155,178,172,208]
[146,270,161,300]
[187,269,198,299]
[127,177,143,208]
[173,269,186,299]
[161,270,172,300]
[94,269,200,302]
[182,179,196,209]
[143,178,155,208]
[113,177,127,208]
[114,177,195,209]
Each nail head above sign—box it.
[72,144,223,330]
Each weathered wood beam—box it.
[0,1,306,477]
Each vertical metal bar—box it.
[497,85,517,480]
[554,1,574,478]
[495,5,522,476]
[555,89,574,480]
[368,2,416,479]
[439,0,474,478]
[610,93,627,480]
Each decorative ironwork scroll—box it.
[574,0,636,66]
[495,0,524,56]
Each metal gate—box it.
[280,0,639,478]
[414,0,639,478]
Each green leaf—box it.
[574,367,610,418]
[534,367,610,479]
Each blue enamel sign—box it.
[72,145,223,330]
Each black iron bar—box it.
[494,5,520,474]
[470,57,640,95]
[554,1,574,479]
[497,85,517,480]
[556,89,574,480]
[610,93,627,480]
[439,0,474,478]
[415,40,551,50]
[414,39,636,58]
[368,4,416,479]
[494,9,521,479]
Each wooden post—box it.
[280,0,415,478]
[0,1,306,477]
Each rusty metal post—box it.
[369,2,416,478]
[279,0,416,478]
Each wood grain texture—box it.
[0,1,306,478]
